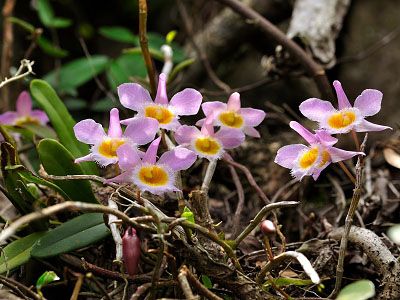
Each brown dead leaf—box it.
[383,148,400,169]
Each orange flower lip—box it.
[144,105,174,125]
[137,165,169,187]
[327,110,356,129]
[299,147,319,169]
[218,111,244,128]
[98,138,125,158]
[194,137,221,156]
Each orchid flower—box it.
[299,80,391,134]
[175,117,245,161]
[0,91,48,126]
[275,121,363,180]
[196,92,266,137]
[109,137,196,195]
[118,73,202,131]
[74,108,158,167]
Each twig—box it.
[70,274,85,300]
[337,161,356,184]
[108,195,123,263]
[229,165,246,237]
[0,275,42,300]
[178,267,199,300]
[138,0,157,96]
[233,201,299,249]
[86,273,112,300]
[130,283,151,300]
[201,159,218,194]
[0,59,35,89]
[329,134,368,298]
[213,0,334,100]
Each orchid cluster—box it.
[73,73,266,195]
[275,80,390,181]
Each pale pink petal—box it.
[158,147,197,171]
[275,144,308,169]
[75,153,93,164]
[312,168,324,180]
[106,171,132,184]
[195,118,205,127]
[354,89,383,117]
[159,118,181,131]
[291,168,309,181]
[314,130,337,147]
[108,108,123,138]
[74,119,106,144]
[243,126,260,138]
[174,125,201,145]
[354,119,392,132]
[299,98,335,122]
[118,83,152,111]
[16,91,32,116]
[239,108,266,127]
[333,80,352,110]
[120,117,136,126]
[169,88,202,116]
[214,128,245,149]
[201,101,226,117]
[91,152,118,167]
[289,121,317,145]
[116,144,141,170]
[143,137,161,164]
[328,147,364,163]
[0,112,18,125]
[124,117,159,145]
[227,92,241,111]
[30,110,49,124]
[154,73,168,104]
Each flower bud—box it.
[122,227,141,276]
[260,220,276,236]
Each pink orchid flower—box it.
[299,80,391,134]
[118,73,202,131]
[109,137,197,195]
[275,121,363,181]
[196,92,266,137]
[0,91,48,126]
[73,108,158,167]
[175,117,245,161]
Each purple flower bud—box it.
[122,227,141,276]
[260,220,276,236]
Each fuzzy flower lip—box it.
[0,91,49,126]
[73,108,158,167]
[275,121,364,181]
[299,80,391,134]
[109,137,197,195]
[118,73,203,131]
[175,117,245,161]
[196,92,266,138]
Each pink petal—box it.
[289,121,317,145]
[120,117,136,126]
[312,169,324,181]
[291,168,309,181]
[299,98,335,123]
[328,147,364,163]
[0,112,18,125]
[75,153,93,164]
[30,110,49,125]
[201,101,226,117]
[124,117,159,145]
[214,128,245,149]
[154,73,168,104]
[239,108,266,127]
[195,118,205,127]
[169,88,202,116]
[333,80,352,110]
[91,152,118,167]
[314,130,337,147]
[107,171,132,184]
[159,118,181,131]
[275,144,308,169]
[74,119,106,144]
[158,147,197,171]
[118,83,152,111]
[227,92,241,111]
[354,89,383,117]
[200,116,215,136]
[117,144,141,170]
[16,91,32,116]
[354,119,392,132]
[243,126,260,138]
[174,125,201,145]
[143,137,161,164]
[108,108,123,138]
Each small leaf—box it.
[337,280,375,300]
[201,275,212,289]
[0,232,46,274]
[36,271,60,290]
[166,30,177,44]
[37,36,69,58]
[8,17,35,33]
[36,0,72,28]
[50,17,72,28]
[181,206,195,224]
[31,213,110,258]
[99,26,138,44]
[387,224,400,245]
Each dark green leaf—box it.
[337,280,375,300]
[99,26,138,44]
[37,36,69,58]
[36,0,72,28]
[50,17,72,28]
[201,275,212,289]
[31,213,110,258]
[64,98,87,110]
[91,98,116,112]
[22,123,57,139]
[8,17,35,33]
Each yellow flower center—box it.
[194,137,221,156]
[218,111,244,128]
[98,138,125,158]
[145,105,174,124]
[318,150,331,167]
[14,116,40,126]
[299,148,319,169]
[138,165,169,186]
[327,111,356,129]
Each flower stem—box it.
[351,130,360,151]
[337,161,356,184]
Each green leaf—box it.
[37,36,69,58]
[36,0,72,28]
[64,98,87,111]
[147,32,186,63]
[36,271,60,290]
[44,56,109,92]
[388,224,400,244]
[166,30,177,45]
[201,275,212,289]
[31,213,110,258]
[181,206,195,224]
[91,98,116,113]
[30,80,97,175]
[0,232,46,274]
[8,17,35,33]
[22,123,57,139]
[337,280,375,300]
[99,26,138,44]
[50,17,72,28]
[37,139,98,203]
